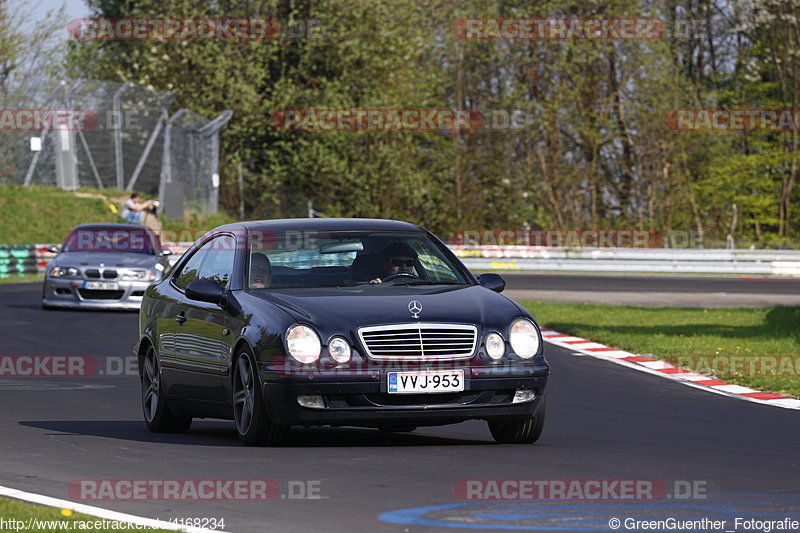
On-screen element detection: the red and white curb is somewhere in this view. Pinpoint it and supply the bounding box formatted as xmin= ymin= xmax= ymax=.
xmin=541 ymin=329 xmax=800 ymax=410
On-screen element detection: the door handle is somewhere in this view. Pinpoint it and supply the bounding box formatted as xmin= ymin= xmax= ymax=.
xmin=176 ymin=312 xmax=186 ymax=325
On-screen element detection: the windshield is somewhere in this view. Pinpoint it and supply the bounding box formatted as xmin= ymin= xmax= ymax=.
xmin=248 ymin=230 xmax=470 ymax=289
xmin=62 ymin=227 xmax=158 ymax=254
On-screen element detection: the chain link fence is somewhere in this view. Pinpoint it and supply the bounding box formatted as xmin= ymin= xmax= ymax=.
xmin=0 ymin=79 xmax=231 ymax=218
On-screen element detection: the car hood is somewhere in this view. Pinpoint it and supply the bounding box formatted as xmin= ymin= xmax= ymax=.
xmin=52 ymin=251 xmax=157 ymax=268
xmin=251 ymin=285 xmax=528 ymax=334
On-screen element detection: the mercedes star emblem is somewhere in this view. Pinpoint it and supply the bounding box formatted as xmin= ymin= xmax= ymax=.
xmin=408 ymin=300 xmax=422 ymax=318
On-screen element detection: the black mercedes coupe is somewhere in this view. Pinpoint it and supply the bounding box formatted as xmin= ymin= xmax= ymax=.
xmin=135 ymin=218 xmax=549 ymax=445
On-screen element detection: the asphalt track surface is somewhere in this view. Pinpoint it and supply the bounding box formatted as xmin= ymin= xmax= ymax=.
xmin=501 ymin=273 xmax=800 ymax=307
xmin=1 ymin=283 xmax=799 ymax=532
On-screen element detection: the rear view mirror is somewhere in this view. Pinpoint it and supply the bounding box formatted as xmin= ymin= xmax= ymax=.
xmin=477 ymin=273 xmax=506 ymax=293
xmin=46 ymin=245 xmax=59 ymax=253
xmin=320 ymin=241 xmax=364 ymax=254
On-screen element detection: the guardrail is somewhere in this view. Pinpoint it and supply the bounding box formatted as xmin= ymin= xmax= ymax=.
xmin=0 ymin=245 xmax=54 ymax=277
xmin=4 ymin=243 xmax=800 ymax=278
xmin=452 ymin=246 xmax=800 ymax=276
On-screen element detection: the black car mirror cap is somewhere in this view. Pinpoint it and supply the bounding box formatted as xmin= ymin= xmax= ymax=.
xmin=185 ymin=279 xmax=225 ymax=304
xmin=477 ymin=273 xmax=506 ymax=293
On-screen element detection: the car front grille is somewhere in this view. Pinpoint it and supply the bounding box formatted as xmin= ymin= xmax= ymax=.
xmin=78 ymin=289 xmax=124 ymax=300
xmin=358 ymin=323 xmax=477 ymax=360
xmin=84 ymin=268 xmax=118 ymax=279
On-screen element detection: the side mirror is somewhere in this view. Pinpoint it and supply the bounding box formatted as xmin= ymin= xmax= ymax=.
xmin=159 ymin=249 xmax=173 ymax=256
xmin=185 ymin=279 xmax=224 ymax=304
xmin=477 ymin=273 xmax=506 ymax=293
xmin=46 ymin=245 xmax=60 ymax=254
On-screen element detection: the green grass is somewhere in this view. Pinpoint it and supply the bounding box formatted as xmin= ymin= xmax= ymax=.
xmin=0 ymin=185 xmax=237 ymax=244
xmin=0 ymin=186 xmax=120 ymax=244
xmin=0 ymin=497 xmax=177 ymax=533
xmin=521 ymin=301 xmax=800 ymax=398
xmin=0 ymin=273 xmax=42 ymax=284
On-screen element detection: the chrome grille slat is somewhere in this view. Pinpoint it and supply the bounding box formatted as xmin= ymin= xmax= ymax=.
xmin=359 ymin=323 xmax=477 ymax=360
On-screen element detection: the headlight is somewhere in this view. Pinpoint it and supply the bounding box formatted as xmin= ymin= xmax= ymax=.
xmin=485 ymin=332 xmax=505 ymax=360
xmin=327 ymin=336 xmax=351 ymax=364
xmin=50 ymin=266 xmax=79 ymax=278
xmin=286 ymin=325 xmax=321 ymax=364
xmin=119 ymin=268 xmax=156 ymax=281
xmin=509 ymin=319 xmax=539 ymax=359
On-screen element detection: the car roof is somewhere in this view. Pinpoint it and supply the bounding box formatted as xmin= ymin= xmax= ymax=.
xmin=215 ymin=218 xmax=425 ymax=234
xmin=70 ymin=222 xmax=154 ymax=232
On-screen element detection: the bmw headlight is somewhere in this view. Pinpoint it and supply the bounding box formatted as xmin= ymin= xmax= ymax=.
xmin=50 ymin=266 xmax=79 ymax=278
xmin=286 ymin=325 xmax=322 ymax=364
xmin=119 ymin=268 xmax=155 ymax=281
xmin=485 ymin=332 xmax=505 ymax=360
xmin=327 ymin=336 xmax=352 ymax=364
xmin=509 ymin=319 xmax=540 ymax=359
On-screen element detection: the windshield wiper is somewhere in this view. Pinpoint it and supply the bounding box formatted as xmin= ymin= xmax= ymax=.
xmin=392 ymin=280 xmax=464 ymax=286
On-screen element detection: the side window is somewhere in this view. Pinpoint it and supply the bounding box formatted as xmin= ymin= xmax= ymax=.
xmin=173 ymin=235 xmax=236 ymax=290
xmin=197 ymin=235 xmax=235 ymax=288
xmin=173 ymin=245 xmax=208 ymax=290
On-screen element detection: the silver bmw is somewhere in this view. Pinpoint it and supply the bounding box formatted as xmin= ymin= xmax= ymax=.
xmin=42 ymin=223 xmax=173 ymax=310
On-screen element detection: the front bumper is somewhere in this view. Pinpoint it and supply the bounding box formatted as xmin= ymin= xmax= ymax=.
xmin=262 ymin=373 xmax=548 ymax=427
xmin=42 ymin=278 xmax=154 ymax=310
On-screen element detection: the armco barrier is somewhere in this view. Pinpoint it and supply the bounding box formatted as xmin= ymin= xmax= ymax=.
xmin=452 ymin=246 xmax=800 ymax=276
xmin=0 ymin=245 xmax=56 ymax=277
xmin=3 ymin=243 xmax=800 ymax=278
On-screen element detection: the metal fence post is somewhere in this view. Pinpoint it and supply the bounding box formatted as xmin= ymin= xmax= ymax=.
xmin=126 ymin=110 xmax=168 ymax=192
xmin=22 ymin=82 xmax=67 ymax=186
xmin=112 ymin=82 xmax=132 ymax=190
xmin=159 ymin=109 xmax=186 ymax=213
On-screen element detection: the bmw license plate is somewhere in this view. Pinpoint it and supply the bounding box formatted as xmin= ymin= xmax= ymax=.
xmin=388 ymin=369 xmax=464 ymax=394
xmin=83 ymin=281 xmax=119 ymax=290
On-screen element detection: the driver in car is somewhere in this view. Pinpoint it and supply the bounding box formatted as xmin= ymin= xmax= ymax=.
xmin=250 ymin=253 xmax=272 ymax=289
xmin=370 ymin=242 xmax=417 ymax=284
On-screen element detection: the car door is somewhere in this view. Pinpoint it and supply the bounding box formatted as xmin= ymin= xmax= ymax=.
xmin=157 ymin=242 xmax=209 ymax=367
xmin=174 ymin=233 xmax=236 ymax=403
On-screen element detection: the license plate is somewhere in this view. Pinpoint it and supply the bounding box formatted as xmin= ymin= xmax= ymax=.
xmin=388 ymin=369 xmax=465 ymax=394
xmin=83 ymin=281 xmax=119 ymax=290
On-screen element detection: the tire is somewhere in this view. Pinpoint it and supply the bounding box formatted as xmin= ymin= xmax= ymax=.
xmin=141 ymin=345 xmax=192 ymax=433
xmin=488 ymin=395 xmax=546 ymax=444
xmin=233 ymin=349 xmax=290 ymax=446
xmin=41 ymin=284 xmax=53 ymax=310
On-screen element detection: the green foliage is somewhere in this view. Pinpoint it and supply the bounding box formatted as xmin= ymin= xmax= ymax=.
xmin=60 ymin=0 xmax=800 ymax=243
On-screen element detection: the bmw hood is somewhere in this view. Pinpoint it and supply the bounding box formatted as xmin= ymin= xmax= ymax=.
xmin=252 ymin=285 xmax=532 ymax=337
xmin=51 ymin=251 xmax=157 ymax=269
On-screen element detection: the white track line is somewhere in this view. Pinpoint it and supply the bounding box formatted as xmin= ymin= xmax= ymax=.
xmin=0 ymin=485 xmax=221 ymax=533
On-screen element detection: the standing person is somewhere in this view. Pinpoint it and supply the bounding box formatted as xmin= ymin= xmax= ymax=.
xmin=120 ymin=193 xmax=153 ymax=225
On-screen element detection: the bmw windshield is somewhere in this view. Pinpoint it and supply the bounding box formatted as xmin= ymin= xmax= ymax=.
xmin=62 ymin=227 xmax=158 ymax=254
xmin=247 ymin=230 xmax=471 ymax=289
